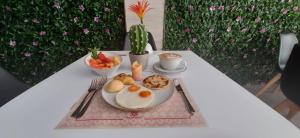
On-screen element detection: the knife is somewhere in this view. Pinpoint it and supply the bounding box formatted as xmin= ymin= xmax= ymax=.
xmin=174 ymin=79 xmax=195 ymax=115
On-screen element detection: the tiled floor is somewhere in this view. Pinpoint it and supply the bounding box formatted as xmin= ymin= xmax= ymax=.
xmin=244 ymin=83 xmax=300 ymax=129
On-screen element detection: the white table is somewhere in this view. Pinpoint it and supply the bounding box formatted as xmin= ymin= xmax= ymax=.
xmin=1 ymin=51 xmax=300 ymax=138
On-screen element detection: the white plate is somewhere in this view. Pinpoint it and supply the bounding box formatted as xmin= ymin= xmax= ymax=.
xmin=153 ymin=60 xmax=187 ymax=74
xmin=101 ymin=73 xmax=174 ymax=111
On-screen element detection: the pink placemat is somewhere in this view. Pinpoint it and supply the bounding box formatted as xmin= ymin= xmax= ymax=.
xmin=56 ymin=79 xmax=207 ymax=128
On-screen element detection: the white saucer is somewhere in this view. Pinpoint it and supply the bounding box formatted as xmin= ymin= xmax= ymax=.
xmin=153 ymin=61 xmax=187 ymax=74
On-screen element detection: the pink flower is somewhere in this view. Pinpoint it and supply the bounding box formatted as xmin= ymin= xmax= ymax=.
xmin=184 ymin=28 xmax=191 ymax=33
xmin=293 ymin=6 xmax=299 ymax=12
xmin=73 ymin=17 xmax=79 ymax=23
xmin=241 ymin=28 xmax=249 ymax=33
xmin=79 ymin=4 xmax=85 ymax=12
xmin=39 ymin=31 xmax=46 ymax=36
xmin=192 ymin=38 xmax=198 ymax=43
xmin=62 ymin=31 xmax=68 ymax=36
xmin=282 ymin=8 xmax=289 ymax=14
xmin=83 ymin=28 xmax=90 ymax=34
xmin=105 ymin=28 xmax=110 ymax=35
xmin=24 ymin=52 xmax=32 ymax=57
xmin=255 ymin=17 xmax=261 ymax=23
xmin=94 ymin=16 xmax=100 ymax=23
xmin=74 ymin=40 xmax=80 ymax=46
xmin=227 ymin=26 xmax=232 ymax=32
xmin=209 ymin=28 xmax=214 ymax=32
xmin=9 ymin=40 xmax=16 ymax=47
xmin=218 ymin=6 xmax=224 ymax=11
xmin=52 ymin=1 xmax=61 ymax=9
xmin=260 ymin=28 xmax=267 ymax=33
xmin=32 ymin=18 xmax=40 ymax=24
xmin=209 ymin=6 xmax=216 ymax=11
xmin=236 ymin=16 xmax=242 ymax=22
xmin=5 ymin=6 xmax=11 ymax=11
xmin=32 ymin=41 xmax=39 ymax=46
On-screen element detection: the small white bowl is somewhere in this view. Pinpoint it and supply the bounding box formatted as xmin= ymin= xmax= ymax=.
xmin=85 ymin=52 xmax=122 ymax=76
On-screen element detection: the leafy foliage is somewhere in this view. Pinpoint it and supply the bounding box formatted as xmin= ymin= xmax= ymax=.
xmin=2 ymin=0 xmax=300 ymax=85
xmin=0 ymin=0 xmax=125 ymax=84
xmin=164 ymin=0 xmax=300 ymax=84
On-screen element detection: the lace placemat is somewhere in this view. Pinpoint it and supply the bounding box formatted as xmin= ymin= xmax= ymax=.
xmin=56 ymin=79 xmax=207 ymax=128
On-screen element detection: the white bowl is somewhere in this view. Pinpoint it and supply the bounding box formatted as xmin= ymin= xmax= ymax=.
xmin=85 ymin=52 xmax=122 ymax=76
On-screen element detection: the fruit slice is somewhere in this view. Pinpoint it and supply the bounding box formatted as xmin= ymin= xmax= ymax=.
xmin=98 ymin=52 xmax=107 ymax=61
xmin=104 ymin=57 xmax=112 ymax=63
xmin=112 ymin=56 xmax=121 ymax=65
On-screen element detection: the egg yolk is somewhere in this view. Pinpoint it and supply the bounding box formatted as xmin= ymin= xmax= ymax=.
xmin=139 ymin=91 xmax=152 ymax=98
xmin=128 ymin=85 xmax=140 ymax=92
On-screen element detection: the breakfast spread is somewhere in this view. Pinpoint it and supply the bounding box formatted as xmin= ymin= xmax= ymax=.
xmin=113 ymin=73 xmax=135 ymax=85
xmin=143 ymin=75 xmax=170 ymax=89
xmin=101 ymin=72 xmax=174 ymax=110
xmin=105 ymin=80 xmax=124 ymax=93
xmin=97 ymin=53 xmax=180 ymax=111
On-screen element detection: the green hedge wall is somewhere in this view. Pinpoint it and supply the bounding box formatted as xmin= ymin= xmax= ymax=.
xmin=164 ymin=0 xmax=300 ymax=84
xmin=0 ymin=0 xmax=125 ymax=84
xmin=2 ymin=0 xmax=300 ymax=85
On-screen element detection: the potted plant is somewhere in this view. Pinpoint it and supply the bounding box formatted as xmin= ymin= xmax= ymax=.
xmin=128 ymin=0 xmax=152 ymax=70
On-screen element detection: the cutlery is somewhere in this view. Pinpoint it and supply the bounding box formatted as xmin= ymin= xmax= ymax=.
xmin=71 ymin=77 xmax=107 ymax=118
xmin=173 ymin=79 xmax=195 ymax=115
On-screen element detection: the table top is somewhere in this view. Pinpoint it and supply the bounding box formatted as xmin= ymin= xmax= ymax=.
xmin=1 ymin=51 xmax=300 ymax=138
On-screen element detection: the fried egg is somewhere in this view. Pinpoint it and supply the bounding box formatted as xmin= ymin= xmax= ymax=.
xmin=116 ymin=85 xmax=154 ymax=109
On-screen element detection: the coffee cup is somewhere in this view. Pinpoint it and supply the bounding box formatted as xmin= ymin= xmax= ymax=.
xmin=159 ymin=53 xmax=183 ymax=70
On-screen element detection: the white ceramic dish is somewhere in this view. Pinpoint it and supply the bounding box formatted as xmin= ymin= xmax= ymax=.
xmin=153 ymin=60 xmax=187 ymax=74
xmin=101 ymin=73 xmax=175 ymax=111
xmin=85 ymin=51 xmax=122 ymax=77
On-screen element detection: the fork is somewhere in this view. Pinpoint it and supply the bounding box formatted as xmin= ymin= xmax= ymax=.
xmin=71 ymin=77 xmax=107 ymax=118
